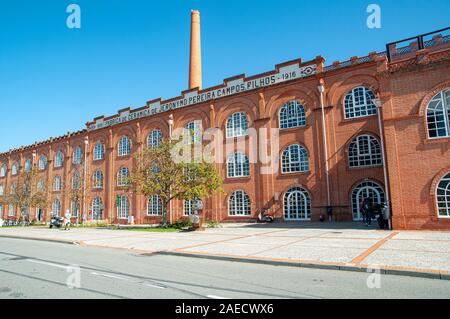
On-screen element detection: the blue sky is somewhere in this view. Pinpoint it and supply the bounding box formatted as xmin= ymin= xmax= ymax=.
xmin=0 ymin=0 xmax=449 ymax=152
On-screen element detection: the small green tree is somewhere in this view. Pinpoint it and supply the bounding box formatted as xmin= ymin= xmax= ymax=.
xmin=130 ymin=138 xmax=222 ymax=226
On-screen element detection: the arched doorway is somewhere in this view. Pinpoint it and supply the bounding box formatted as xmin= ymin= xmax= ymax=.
xmin=351 ymin=181 xmax=385 ymax=221
xmin=284 ymin=187 xmax=311 ymax=221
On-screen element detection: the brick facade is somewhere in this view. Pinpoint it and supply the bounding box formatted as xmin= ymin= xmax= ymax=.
xmin=1 ymin=35 xmax=449 ymax=230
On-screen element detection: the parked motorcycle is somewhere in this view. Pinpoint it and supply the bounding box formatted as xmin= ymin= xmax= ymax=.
xmin=257 ymin=209 xmax=274 ymax=223
xmin=49 ymin=215 xmax=64 ymax=229
xmin=370 ymin=203 xmax=389 ymax=230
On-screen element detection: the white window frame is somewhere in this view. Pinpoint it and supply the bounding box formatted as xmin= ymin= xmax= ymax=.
xmin=226 ymin=112 xmax=249 ymax=138
xmin=117 ymin=167 xmax=130 ymax=187
xmin=55 ymin=151 xmax=64 ymax=168
xmin=118 ymin=136 xmax=131 ymax=156
xmin=147 ymin=130 xmax=163 ymax=149
xmin=117 ymin=195 xmax=129 ymax=220
xmin=228 ymin=190 xmax=251 ymax=216
xmin=348 ymin=135 xmax=382 ymax=168
xmin=436 ymin=173 xmax=450 ymax=219
xmin=38 ymin=156 xmax=47 ymax=171
xmin=11 ymin=162 xmax=19 ymax=176
xmin=72 ymin=171 xmax=81 ymax=190
xmin=93 ymin=170 xmax=104 ymax=189
xmin=92 ymin=197 xmax=104 ymax=220
xmin=0 ymin=164 xmax=6 ymax=177
xmin=185 ymin=121 xmax=202 ymax=144
xmin=183 ymin=198 xmax=202 ymax=216
xmin=227 ymin=152 xmax=250 ymax=178
xmin=53 ymin=176 xmax=62 ymax=192
xmin=351 ymin=180 xmax=386 ymax=221
xmin=426 ymin=89 xmax=450 ymax=139
xmin=73 ymin=147 xmax=82 ymax=165
xmin=52 ymin=199 xmax=61 ymax=217
xmin=283 ymin=187 xmax=311 ymax=221
xmin=25 ymin=159 xmax=32 ymax=172
xmin=281 ymin=144 xmax=309 ymax=174
xmin=8 ymin=204 xmax=15 ymax=217
xmin=279 ymin=101 xmax=306 ymax=129
xmin=93 ymin=143 xmax=105 ymax=161
xmin=344 ymin=87 xmax=377 ymax=119
xmin=147 ymin=195 xmax=163 ymax=216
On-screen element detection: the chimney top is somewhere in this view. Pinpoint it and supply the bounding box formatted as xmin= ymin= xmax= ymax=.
xmin=189 ymin=10 xmax=202 ymax=90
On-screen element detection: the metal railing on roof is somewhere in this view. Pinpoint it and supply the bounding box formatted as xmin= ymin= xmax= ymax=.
xmin=386 ymin=27 xmax=450 ymax=62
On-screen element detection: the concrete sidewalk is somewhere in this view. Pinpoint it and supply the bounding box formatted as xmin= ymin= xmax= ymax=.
xmin=1 ymin=223 xmax=449 ymax=279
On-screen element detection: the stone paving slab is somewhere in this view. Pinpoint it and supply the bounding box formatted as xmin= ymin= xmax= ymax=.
xmin=1 ymin=224 xmax=450 ymax=277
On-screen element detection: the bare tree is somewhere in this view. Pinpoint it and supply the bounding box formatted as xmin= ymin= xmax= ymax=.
xmin=4 ymin=168 xmax=48 ymax=223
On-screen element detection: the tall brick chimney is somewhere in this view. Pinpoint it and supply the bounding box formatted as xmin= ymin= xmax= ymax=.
xmin=189 ymin=10 xmax=202 ymax=90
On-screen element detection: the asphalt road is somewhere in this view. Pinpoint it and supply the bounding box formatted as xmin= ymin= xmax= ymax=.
xmin=0 ymin=238 xmax=449 ymax=299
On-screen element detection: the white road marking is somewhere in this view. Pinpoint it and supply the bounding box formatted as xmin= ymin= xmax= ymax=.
xmin=143 ymin=283 xmax=166 ymax=289
xmin=207 ymin=295 xmax=230 ymax=299
xmin=91 ymin=272 xmax=166 ymax=289
xmin=90 ymin=272 xmax=131 ymax=281
xmin=26 ymin=259 xmax=70 ymax=270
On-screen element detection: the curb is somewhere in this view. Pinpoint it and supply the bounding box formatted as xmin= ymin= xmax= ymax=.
xmin=0 ymin=234 xmax=78 ymax=246
xmin=154 ymin=251 xmax=449 ymax=281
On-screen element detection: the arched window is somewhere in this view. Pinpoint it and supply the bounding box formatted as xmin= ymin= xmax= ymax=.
xmin=0 ymin=164 xmax=6 ymax=177
xmin=117 ymin=195 xmax=129 ymax=219
xmin=73 ymin=146 xmax=82 ymax=165
xmin=52 ymin=199 xmax=61 ymax=217
xmin=53 ymin=176 xmax=62 ymax=191
xmin=437 ymin=173 xmax=450 ymax=218
xmin=71 ymin=201 xmax=80 ymax=218
xmin=92 ymin=197 xmax=104 ymax=220
xmin=280 ymin=101 xmax=306 ymax=129
xmin=227 ymin=153 xmax=250 ymax=178
xmin=147 ymin=130 xmax=163 ymax=149
xmin=37 ymin=179 xmax=45 ymax=192
xmin=118 ymin=136 xmax=131 ymax=156
xmin=226 ymin=112 xmax=248 ymax=138
xmin=117 ymin=167 xmax=130 ymax=187
xmin=55 ymin=151 xmax=64 ymax=168
xmin=72 ymin=171 xmax=81 ymax=190
xmin=185 ymin=121 xmax=202 ymax=144
xmin=426 ymin=88 xmax=450 ymax=139
xmin=38 ymin=156 xmax=47 ymax=171
xmin=9 ymin=205 xmax=15 ymax=217
xmin=348 ymin=135 xmax=382 ymax=168
xmin=10 ymin=182 xmax=17 ymax=194
xmin=11 ymin=162 xmax=19 ymax=176
xmin=351 ymin=180 xmax=386 ymax=221
xmin=147 ymin=195 xmax=163 ymax=216
xmin=93 ymin=170 xmax=104 ymax=189
xmin=344 ymin=87 xmax=377 ymax=119
xmin=284 ymin=187 xmax=311 ymax=221
xmin=281 ymin=144 xmax=309 ymax=174
xmin=0 ymin=184 xmax=4 ymax=196
xmin=228 ymin=190 xmax=251 ymax=216
xmin=93 ymin=143 xmax=105 ymax=161
xmin=184 ymin=198 xmax=203 ymax=216
xmin=24 ymin=159 xmax=32 ymax=172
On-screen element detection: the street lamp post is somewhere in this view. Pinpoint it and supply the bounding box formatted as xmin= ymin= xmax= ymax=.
xmin=318 ymin=82 xmax=331 ymax=212
xmin=373 ymin=98 xmax=392 ymax=230
xmin=167 ymin=114 xmax=174 ymax=225
xmin=83 ymin=136 xmax=89 ymax=224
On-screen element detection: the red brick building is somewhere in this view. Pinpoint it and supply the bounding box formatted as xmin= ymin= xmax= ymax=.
xmin=0 ymin=15 xmax=449 ymax=230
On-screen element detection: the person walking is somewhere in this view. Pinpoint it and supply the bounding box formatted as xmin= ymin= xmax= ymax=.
xmin=361 ymin=197 xmax=373 ymax=226
xmin=64 ymin=210 xmax=72 ymax=231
